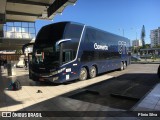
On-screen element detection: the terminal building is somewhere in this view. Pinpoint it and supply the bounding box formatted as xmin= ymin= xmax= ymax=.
xmin=132 ymin=39 xmax=142 ymax=47
xmin=0 ymin=0 xmax=77 ymax=62
xmin=150 ymin=27 xmax=160 ymax=48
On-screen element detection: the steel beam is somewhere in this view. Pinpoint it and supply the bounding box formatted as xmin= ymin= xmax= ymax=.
xmin=0 ymin=13 xmax=5 ymax=24
xmin=6 ymin=11 xmax=41 ymax=17
xmin=6 ymin=19 xmax=35 ymax=22
xmin=47 ymin=0 xmax=77 ymax=17
xmin=7 ymin=0 xmax=50 ymax=6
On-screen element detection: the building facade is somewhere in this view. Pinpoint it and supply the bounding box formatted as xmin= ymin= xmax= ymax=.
xmin=132 ymin=39 xmax=142 ymax=47
xmin=150 ymin=27 xmax=160 ymax=47
xmin=3 ymin=22 xmax=36 ymax=39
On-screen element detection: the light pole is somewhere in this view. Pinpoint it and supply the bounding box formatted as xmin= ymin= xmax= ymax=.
xmin=131 ymin=27 xmax=140 ymax=57
xmin=131 ymin=27 xmax=140 ymax=40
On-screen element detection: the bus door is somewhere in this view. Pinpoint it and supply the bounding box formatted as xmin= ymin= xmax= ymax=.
xmin=62 ymin=49 xmax=77 ymax=80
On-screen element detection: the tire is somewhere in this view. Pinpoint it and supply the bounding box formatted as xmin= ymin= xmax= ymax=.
xmin=120 ymin=62 xmax=124 ymax=71
xmin=89 ymin=66 xmax=97 ymax=78
xmin=79 ymin=67 xmax=88 ymax=81
xmin=123 ymin=62 xmax=127 ymax=69
xmin=157 ymin=65 xmax=160 ymax=78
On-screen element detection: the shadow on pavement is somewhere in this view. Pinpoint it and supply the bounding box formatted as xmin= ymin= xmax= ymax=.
xmin=0 ymin=66 xmax=159 ymax=117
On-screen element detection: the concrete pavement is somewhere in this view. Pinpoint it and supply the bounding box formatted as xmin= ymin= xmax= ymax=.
xmin=0 ymin=64 xmax=160 ymax=120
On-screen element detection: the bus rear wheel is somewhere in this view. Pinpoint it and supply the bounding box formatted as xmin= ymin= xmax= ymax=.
xmin=90 ymin=66 xmax=97 ymax=78
xmin=79 ymin=67 xmax=88 ymax=81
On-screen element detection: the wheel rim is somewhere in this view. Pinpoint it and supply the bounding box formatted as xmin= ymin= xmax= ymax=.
xmin=90 ymin=66 xmax=96 ymax=78
xmin=124 ymin=62 xmax=126 ymax=69
xmin=121 ymin=62 xmax=124 ymax=70
xmin=80 ymin=68 xmax=87 ymax=80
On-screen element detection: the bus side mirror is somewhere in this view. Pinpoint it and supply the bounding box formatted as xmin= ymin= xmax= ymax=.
xmin=55 ymin=42 xmax=60 ymax=52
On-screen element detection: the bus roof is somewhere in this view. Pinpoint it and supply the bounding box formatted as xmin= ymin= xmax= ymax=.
xmin=41 ymin=21 xmax=129 ymax=41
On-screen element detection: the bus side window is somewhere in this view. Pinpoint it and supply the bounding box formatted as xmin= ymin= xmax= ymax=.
xmin=84 ymin=29 xmax=89 ymax=43
xmin=84 ymin=27 xmax=96 ymax=43
xmin=62 ymin=50 xmax=72 ymax=63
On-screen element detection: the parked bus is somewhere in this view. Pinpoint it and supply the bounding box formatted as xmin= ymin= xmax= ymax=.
xmin=29 ymin=21 xmax=131 ymax=83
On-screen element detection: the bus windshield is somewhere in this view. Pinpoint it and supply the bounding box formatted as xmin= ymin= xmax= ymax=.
xmin=32 ymin=22 xmax=67 ymax=66
xmin=33 ymin=46 xmax=60 ymax=65
xmin=32 ymin=22 xmax=83 ymax=66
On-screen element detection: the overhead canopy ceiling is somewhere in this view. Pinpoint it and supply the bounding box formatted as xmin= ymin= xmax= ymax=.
xmin=0 ymin=0 xmax=77 ymax=22
xmin=0 ymin=38 xmax=32 ymax=50
xmin=0 ymin=0 xmax=77 ymax=51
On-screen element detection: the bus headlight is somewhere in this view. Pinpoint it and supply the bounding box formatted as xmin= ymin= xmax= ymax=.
xmin=51 ymin=71 xmax=58 ymax=75
xmin=51 ymin=68 xmax=66 ymax=75
xmin=52 ymin=77 xmax=58 ymax=81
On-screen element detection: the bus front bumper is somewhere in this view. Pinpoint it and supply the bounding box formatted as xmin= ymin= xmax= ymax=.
xmin=29 ymin=70 xmax=62 ymax=83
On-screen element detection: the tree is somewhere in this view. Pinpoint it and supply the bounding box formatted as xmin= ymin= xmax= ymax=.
xmin=144 ymin=44 xmax=150 ymax=48
xmin=132 ymin=46 xmax=141 ymax=54
xmin=141 ymin=25 xmax=146 ymax=48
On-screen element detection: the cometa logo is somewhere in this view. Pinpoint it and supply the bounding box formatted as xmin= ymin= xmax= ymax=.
xmin=94 ymin=43 xmax=108 ymax=50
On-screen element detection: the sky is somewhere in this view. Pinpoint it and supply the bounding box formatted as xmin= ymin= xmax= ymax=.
xmin=35 ymin=0 xmax=160 ymax=44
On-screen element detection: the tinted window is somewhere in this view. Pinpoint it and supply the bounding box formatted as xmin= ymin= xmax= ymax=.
xmin=84 ymin=28 xmax=96 ymax=43
xmin=81 ymin=50 xmax=120 ymax=62
xmin=64 ymin=24 xmax=83 ymax=39
xmin=62 ymin=50 xmax=73 ymax=63
xmin=61 ymin=41 xmax=78 ymax=63
xmin=96 ymin=30 xmax=107 ymax=44
xmin=35 ymin=22 xmax=67 ymax=47
xmin=82 ymin=28 xmax=121 ymax=62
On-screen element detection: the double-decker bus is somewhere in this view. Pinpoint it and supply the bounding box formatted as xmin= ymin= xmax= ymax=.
xmin=29 ymin=21 xmax=130 ymax=83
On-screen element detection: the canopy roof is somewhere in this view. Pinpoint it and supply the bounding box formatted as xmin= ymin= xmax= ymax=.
xmin=0 ymin=0 xmax=77 ymax=23
xmin=0 ymin=0 xmax=77 ymax=50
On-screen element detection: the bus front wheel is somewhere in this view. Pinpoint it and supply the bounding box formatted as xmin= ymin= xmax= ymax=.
xmin=120 ymin=62 xmax=124 ymax=71
xmin=79 ymin=67 xmax=88 ymax=81
xmin=89 ymin=66 xmax=97 ymax=78
xmin=123 ymin=62 xmax=127 ymax=69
